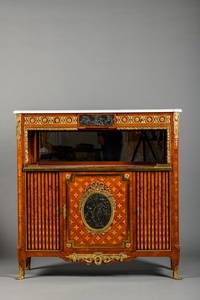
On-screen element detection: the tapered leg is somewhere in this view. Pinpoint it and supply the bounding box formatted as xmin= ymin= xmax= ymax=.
xmin=171 ymin=257 xmax=182 ymax=280
xmin=16 ymin=249 xmax=26 ymax=280
xmin=26 ymin=257 xmax=31 ymax=270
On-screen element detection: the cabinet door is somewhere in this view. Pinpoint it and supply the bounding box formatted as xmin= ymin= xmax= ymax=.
xmin=65 ymin=172 xmax=133 ymax=250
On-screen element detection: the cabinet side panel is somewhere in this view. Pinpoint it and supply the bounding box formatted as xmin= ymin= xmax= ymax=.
xmin=26 ymin=171 xmax=61 ymax=250
xmin=136 ymin=171 xmax=170 ymax=250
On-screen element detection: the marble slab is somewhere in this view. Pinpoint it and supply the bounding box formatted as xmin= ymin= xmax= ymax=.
xmin=13 ymin=109 xmax=182 ymax=114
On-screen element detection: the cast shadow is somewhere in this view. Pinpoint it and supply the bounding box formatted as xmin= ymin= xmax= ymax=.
xmin=30 ymin=258 xmax=172 ymax=279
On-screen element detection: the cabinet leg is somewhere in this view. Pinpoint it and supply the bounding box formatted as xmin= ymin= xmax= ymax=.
xmin=16 ymin=249 xmax=26 ymax=280
xmin=26 ymin=257 xmax=31 ymax=270
xmin=16 ymin=265 xmax=25 ymax=280
xmin=173 ymin=265 xmax=182 ymax=280
xmin=171 ymin=257 xmax=182 ymax=280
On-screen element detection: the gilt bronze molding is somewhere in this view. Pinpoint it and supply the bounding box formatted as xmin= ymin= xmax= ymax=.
xmin=65 ymin=252 xmax=129 ymax=265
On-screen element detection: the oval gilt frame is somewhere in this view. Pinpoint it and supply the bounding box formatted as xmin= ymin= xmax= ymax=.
xmin=79 ymin=181 xmax=116 ymax=235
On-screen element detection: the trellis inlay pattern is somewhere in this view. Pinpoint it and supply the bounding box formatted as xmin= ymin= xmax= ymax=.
xmin=66 ymin=174 xmax=130 ymax=248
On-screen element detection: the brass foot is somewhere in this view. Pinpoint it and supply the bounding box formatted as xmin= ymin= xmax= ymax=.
xmin=173 ymin=266 xmax=182 ymax=280
xmin=16 ymin=266 xmax=25 ymax=280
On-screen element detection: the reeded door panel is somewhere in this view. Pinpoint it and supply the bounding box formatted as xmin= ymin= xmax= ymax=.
xmin=26 ymin=171 xmax=61 ymax=251
xmin=135 ymin=171 xmax=170 ymax=250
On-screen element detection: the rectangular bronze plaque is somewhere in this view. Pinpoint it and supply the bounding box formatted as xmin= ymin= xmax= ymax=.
xmin=79 ymin=114 xmax=114 ymax=127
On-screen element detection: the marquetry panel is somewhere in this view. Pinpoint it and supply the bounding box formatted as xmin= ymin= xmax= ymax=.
xmin=116 ymin=113 xmax=171 ymax=127
xmin=136 ymin=171 xmax=170 ymax=250
xmin=24 ymin=114 xmax=78 ymax=128
xmin=66 ymin=173 xmax=131 ymax=248
xmin=26 ymin=172 xmax=60 ymax=250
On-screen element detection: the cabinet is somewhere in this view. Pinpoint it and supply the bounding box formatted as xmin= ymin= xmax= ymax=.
xmin=14 ymin=110 xmax=182 ymax=279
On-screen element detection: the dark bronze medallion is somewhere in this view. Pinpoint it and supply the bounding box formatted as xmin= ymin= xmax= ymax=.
xmin=80 ymin=114 xmax=114 ymax=127
xmin=84 ymin=193 xmax=112 ymax=229
xmin=79 ymin=181 xmax=116 ymax=234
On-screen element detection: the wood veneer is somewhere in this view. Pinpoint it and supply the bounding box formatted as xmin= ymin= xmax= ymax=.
xmin=15 ymin=111 xmax=181 ymax=280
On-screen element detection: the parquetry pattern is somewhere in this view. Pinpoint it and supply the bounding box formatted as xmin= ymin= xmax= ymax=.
xmin=67 ymin=174 xmax=129 ymax=248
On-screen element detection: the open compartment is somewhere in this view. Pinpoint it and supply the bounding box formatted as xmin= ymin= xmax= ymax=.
xmin=27 ymin=129 xmax=168 ymax=165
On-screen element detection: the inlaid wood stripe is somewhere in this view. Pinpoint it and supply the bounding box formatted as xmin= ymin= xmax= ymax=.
xmin=52 ymin=173 xmax=56 ymax=250
xmin=38 ymin=172 xmax=41 ymax=249
xmin=136 ymin=171 xmax=170 ymax=250
xmin=30 ymin=173 xmax=35 ymax=250
xmin=147 ymin=172 xmax=151 ymax=249
xmin=165 ymin=172 xmax=169 ymax=249
xmin=34 ymin=172 xmax=38 ymax=249
xmin=152 ymin=172 xmax=155 ymax=249
xmin=49 ymin=173 xmax=52 ymax=250
xmin=140 ymin=172 xmax=144 ymax=250
xmin=45 ymin=172 xmax=49 ymax=249
xmin=41 ymin=172 xmax=45 ymax=249
xmin=27 ymin=173 xmax=31 ymax=250
xmin=159 ymin=172 xmax=162 ymax=250
xmin=26 ymin=172 xmax=60 ymax=250
xmin=136 ymin=172 xmax=140 ymax=249
xmin=155 ymin=172 xmax=158 ymax=249
xmin=56 ymin=173 xmax=60 ymax=249
xmin=162 ymin=172 xmax=166 ymax=249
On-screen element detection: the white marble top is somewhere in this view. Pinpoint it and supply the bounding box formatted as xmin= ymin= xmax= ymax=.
xmin=13 ymin=109 xmax=182 ymax=114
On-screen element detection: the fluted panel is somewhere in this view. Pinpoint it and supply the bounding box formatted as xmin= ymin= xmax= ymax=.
xmin=136 ymin=171 xmax=170 ymax=250
xmin=26 ymin=172 xmax=60 ymax=250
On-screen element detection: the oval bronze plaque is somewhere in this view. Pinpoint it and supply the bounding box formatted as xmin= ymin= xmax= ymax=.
xmin=84 ymin=193 xmax=112 ymax=229
xmin=79 ymin=181 xmax=116 ymax=234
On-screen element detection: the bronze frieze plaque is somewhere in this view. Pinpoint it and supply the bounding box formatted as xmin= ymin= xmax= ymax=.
xmin=79 ymin=114 xmax=114 ymax=127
